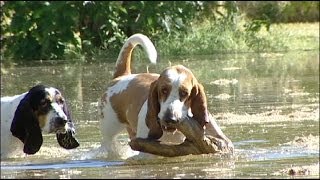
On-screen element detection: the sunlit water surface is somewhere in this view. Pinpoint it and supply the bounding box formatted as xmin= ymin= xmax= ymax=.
xmin=1 ymin=51 xmax=319 ymax=178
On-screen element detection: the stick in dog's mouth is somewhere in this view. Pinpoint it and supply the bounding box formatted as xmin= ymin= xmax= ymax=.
xmin=161 ymin=125 xmax=177 ymax=132
xmin=56 ymin=122 xmax=79 ymax=149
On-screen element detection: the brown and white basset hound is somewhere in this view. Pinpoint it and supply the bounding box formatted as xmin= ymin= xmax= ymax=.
xmin=98 ymin=33 xmax=233 ymax=158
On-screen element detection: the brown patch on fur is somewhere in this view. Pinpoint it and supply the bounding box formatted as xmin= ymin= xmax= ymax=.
xmin=47 ymin=94 xmax=53 ymax=102
xmin=190 ymin=83 xmax=209 ymax=128
xmin=146 ymin=80 xmax=163 ymax=139
xmin=113 ymin=43 xmax=134 ymax=78
xmin=154 ymin=77 xmax=171 ymax=103
xmin=54 ymin=93 xmax=64 ymax=104
xmin=35 ymin=94 xmax=52 ymax=129
xmin=37 ymin=114 xmax=48 ymax=129
xmin=109 ymin=73 xmax=159 ymax=139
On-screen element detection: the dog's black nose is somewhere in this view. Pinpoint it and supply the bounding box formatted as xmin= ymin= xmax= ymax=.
xmin=56 ymin=117 xmax=67 ymax=125
xmin=163 ymin=109 xmax=180 ymax=124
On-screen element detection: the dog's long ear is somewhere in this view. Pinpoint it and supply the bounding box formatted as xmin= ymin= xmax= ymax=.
xmin=146 ymin=80 xmax=163 ymax=139
xmin=10 ymin=96 xmax=43 ymax=155
xmin=190 ymin=83 xmax=209 ymax=128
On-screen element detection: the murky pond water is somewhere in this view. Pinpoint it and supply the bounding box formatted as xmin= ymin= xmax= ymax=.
xmin=1 ymin=51 xmax=319 ymax=178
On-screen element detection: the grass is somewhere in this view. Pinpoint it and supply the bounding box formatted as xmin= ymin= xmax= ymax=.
xmin=1 ymin=19 xmax=319 ymax=66
xmin=154 ymin=20 xmax=319 ymax=58
xmin=269 ymin=23 xmax=319 ymax=51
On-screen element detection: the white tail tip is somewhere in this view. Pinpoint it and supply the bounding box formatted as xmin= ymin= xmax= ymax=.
xmin=127 ymin=33 xmax=157 ymax=64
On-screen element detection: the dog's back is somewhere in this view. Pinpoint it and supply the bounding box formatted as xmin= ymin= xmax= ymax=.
xmin=1 ymin=93 xmax=26 ymax=122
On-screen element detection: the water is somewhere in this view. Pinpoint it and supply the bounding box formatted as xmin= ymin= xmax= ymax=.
xmin=1 ymin=51 xmax=319 ymax=178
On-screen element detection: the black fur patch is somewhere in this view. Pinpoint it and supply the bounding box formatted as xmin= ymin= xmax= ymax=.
xmin=10 ymin=85 xmax=48 ymax=154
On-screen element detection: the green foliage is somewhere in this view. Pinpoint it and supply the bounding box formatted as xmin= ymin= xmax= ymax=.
xmin=243 ymin=19 xmax=274 ymax=52
xmin=1 ymin=2 xmax=81 ymax=62
xmin=77 ymin=1 xmax=206 ymax=60
xmin=244 ymin=20 xmax=271 ymax=33
xmin=1 ymin=1 xmax=208 ymax=62
xmin=238 ymin=1 xmax=319 ymax=23
xmin=1 ymin=1 xmax=319 ymax=63
xmin=76 ymin=1 xmax=126 ymax=59
xmin=281 ymin=1 xmax=320 ymax=23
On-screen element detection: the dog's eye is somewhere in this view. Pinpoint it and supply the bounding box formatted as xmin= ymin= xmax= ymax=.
xmin=180 ymin=90 xmax=188 ymax=99
xmin=39 ymin=99 xmax=52 ymax=112
xmin=40 ymin=99 xmax=48 ymax=107
xmin=57 ymin=98 xmax=65 ymax=104
xmin=161 ymin=87 xmax=168 ymax=95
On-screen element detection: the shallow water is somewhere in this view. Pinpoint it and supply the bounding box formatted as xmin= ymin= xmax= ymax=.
xmin=1 ymin=51 xmax=319 ymax=178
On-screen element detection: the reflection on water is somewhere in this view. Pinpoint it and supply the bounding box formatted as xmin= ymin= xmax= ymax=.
xmin=1 ymin=51 xmax=319 ymax=178
xmin=1 ymin=160 xmax=124 ymax=170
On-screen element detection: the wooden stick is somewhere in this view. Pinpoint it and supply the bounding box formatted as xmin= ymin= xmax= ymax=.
xmin=129 ymin=138 xmax=201 ymax=157
xmin=129 ymin=116 xmax=224 ymax=157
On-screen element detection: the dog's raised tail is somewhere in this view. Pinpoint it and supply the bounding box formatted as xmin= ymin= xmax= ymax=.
xmin=113 ymin=33 xmax=157 ymax=78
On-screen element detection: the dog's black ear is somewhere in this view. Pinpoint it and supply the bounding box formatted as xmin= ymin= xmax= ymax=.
xmin=23 ymin=118 xmax=43 ymax=154
xmin=10 ymin=96 xmax=43 ymax=155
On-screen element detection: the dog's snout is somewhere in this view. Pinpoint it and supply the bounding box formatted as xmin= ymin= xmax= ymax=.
xmin=56 ymin=117 xmax=67 ymax=125
xmin=164 ymin=119 xmax=178 ymax=124
xmin=163 ymin=110 xmax=179 ymax=124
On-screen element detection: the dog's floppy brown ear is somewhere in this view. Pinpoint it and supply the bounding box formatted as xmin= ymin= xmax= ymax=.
xmin=10 ymin=96 xmax=43 ymax=155
xmin=146 ymin=80 xmax=163 ymax=139
xmin=190 ymin=83 xmax=209 ymax=128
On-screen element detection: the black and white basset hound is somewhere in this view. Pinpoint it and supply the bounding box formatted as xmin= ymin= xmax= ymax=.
xmin=1 ymin=84 xmax=79 ymax=159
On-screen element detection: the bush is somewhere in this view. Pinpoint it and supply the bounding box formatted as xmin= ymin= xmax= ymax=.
xmin=1 ymin=1 xmax=209 ymax=62
xmin=1 ymin=1 xmax=318 ymax=63
xmin=238 ymin=1 xmax=319 ymax=23
xmin=281 ymin=1 xmax=320 ymax=23
xmin=1 ymin=1 xmax=244 ymax=62
xmin=1 ymin=2 xmax=82 ymax=62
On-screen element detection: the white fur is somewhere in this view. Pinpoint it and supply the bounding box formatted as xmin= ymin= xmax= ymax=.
xmin=100 ymin=77 xmax=136 ymax=158
xmin=1 ymin=93 xmax=27 ymax=158
xmin=108 ymin=74 xmax=138 ymax=97
xmin=136 ymin=100 xmax=150 ymax=139
xmin=166 ymin=69 xmax=187 ymax=83
xmin=45 ymin=87 xmax=58 ymax=98
xmin=100 ymin=99 xmax=126 ymax=155
xmin=158 ymin=69 xmax=190 ymax=122
xmin=43 ymin=102 xmax=68 ymax=133
xmin=116 ymin=33 xmax=157 ymax=66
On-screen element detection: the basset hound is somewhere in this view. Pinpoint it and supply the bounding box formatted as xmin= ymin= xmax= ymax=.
xmin=1 ymin=85 xmax=79 ymax=159
xmin=99 ymin=34 xmax=233 ymax=158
